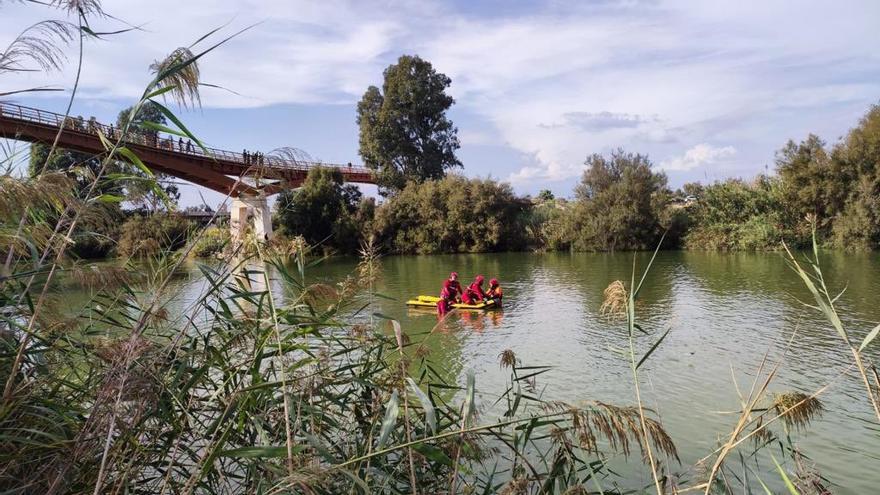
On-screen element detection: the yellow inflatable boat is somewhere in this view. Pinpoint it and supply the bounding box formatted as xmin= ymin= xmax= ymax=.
xmin=406 ymin=295 xmax=497 ymax=310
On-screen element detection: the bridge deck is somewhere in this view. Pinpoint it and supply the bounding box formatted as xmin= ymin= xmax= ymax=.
xmin=0 ymin=101 xmax=374 ymax=196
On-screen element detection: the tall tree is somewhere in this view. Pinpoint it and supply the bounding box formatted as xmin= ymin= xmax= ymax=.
xmin=357 ymin=55 xmax=461 ymax=193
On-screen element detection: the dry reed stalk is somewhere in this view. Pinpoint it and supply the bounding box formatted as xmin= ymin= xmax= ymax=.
xmin=390 ymin=320 xmax=419 ymax=494
xmin=702 ymin=348 xmax=780 ymax=495
xmin=600 ymin=280 xmax=627 ymax=319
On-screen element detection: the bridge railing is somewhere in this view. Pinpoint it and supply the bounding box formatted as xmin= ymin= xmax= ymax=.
xmin=0 ymin=101 xmax=373 ymax=176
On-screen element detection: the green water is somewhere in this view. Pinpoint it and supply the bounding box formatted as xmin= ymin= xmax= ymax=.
xmin=67 ymin=250 xmax=880 ymax=492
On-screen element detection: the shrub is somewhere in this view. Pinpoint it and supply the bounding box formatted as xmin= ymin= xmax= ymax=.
xmin=68 ymin=203 xmax=124 ymax=259
xmin=683 ymin=177 xmax=804 ymax=251
xmin=116 ymin=213 xmax=193 ymax=257
xmin=543 ymin=150 xmax=671 ymax=252
xmin=275 ymin=166 xmax=363 ymax=254
xmin=372 ymin=175 xmax=529 ymax=254
xmin=190 ymin=226 xmax=229 ymax=258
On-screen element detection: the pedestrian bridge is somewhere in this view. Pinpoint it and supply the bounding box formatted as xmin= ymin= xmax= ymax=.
xmin=0 ymin=101 xmax=376 ymax=241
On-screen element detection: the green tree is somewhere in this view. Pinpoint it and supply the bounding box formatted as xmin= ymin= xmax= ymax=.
xmin=537 ymin=189 xmax=555 ymax=202
xmin=117 ymin=102 xmax=180 ymax=212
xmin=829 ymin=103 xmax=880 ymax=249
xmin=372 ymin=175 xmax=528 ymax=254
xmin=682 ymin=176 xmax=805 ymax=251
xmin=681 ymin=182 xmax=704 ymax=198
xmin=775 ymin=135 xmax=841 ymax=235
xmin=28 ymin=138 xmax=125 ymax=258
xmin=275 ymin=166 xmax=362 ymax=253
xmin=565 ymin=149 xmax=670 ymax=251
xmin=357 ymin=55 xmax=461 ymax=193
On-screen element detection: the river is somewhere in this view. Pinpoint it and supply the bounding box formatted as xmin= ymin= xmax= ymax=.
xmin=66 ymin=250 xmax=880 ymax=492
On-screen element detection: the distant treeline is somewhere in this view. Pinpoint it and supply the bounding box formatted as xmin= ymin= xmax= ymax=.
xmin=276 ymin=103 xmax=880 ymax=254
xmin=29 ymin=102 xmax=880 ymax=259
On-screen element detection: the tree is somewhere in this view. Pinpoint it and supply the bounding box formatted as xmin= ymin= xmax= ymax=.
xmin=829 ymin=103 xmax=880 ymax=249
xmin=275 ymin=167 xmax=362 ymax=253
xmin=682 ymin=176 xmax=802 ymax=251
xmin=372 ymin=175 xmax=528 ymax=254
xmin=775 ymin=135 xmax=841 ymax=232
xmin=117 ymin=102 xmax=180 ymax=212
xmin=681 ymin=182 xmax=704 ymax=198
xmin=357 ymin=55 xmax=461 ymax=193
xmin=29 ymin=137 xmax=125 ymax=258
xmin=568 ymin=149 xmax=670 ymax=251
xmin=537 ymin=189 xmax=555 ymax=202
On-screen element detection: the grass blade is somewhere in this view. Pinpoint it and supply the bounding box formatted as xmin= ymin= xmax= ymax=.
xmin=377 ymin=390 xmax=399 ymax=449
xmin=859 ymin=323 xmax=880 ymax=352
xmin=406 ymin=377 xmax=437 ymax=434
xmin=636 ymin=327 xmax=671 ymax=369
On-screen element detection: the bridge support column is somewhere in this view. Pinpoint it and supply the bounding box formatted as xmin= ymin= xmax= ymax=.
xmin=230 ymin=194 xmax=273 ymax=244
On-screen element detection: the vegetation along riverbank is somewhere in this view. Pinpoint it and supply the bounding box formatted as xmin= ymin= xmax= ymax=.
xmin=21 ymin=50 xmax=880 ymax=258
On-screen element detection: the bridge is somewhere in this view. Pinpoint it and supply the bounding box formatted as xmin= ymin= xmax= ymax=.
xmin=0 ymin=101 xmax=376 ymax=242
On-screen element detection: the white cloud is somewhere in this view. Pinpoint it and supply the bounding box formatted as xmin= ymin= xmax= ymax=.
xmin=659 ymin=144 xmax=736 ymax=172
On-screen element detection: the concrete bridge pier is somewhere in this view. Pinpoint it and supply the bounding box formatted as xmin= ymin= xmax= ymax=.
xmin=230 ymin=194 xmax=273 ymax=244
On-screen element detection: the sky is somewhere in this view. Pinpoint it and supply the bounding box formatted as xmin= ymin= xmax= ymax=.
xmin=2 ymin=0 xmax=879 ymax=207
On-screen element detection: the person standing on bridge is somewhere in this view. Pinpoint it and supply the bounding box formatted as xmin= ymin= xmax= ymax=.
xmin=243 ymin=149 xmax=249 ymax=164
xmin=178 ymin=138 xmax=184 ymax=152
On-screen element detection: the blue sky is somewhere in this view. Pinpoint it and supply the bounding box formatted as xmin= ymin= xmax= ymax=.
xmin=2 ymin=0 xmax=879 ymax=207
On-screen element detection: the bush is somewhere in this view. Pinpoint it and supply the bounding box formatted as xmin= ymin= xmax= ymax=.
xmin=116 ymin=213 xmax=193 ymax=257
xmin=372 ymin=175 xmax=529 ymax=254
xmin=191 ymin=226 xmax=229 ymax=258
xmin=543 ymin=150 xmax=671 ymax=251
xmin=69 ymin=203 xmax=124 ymax=259
xmin=683 ymin=177 xmax=804 ymax=251
xmin=275 ymin=166 xmax=363 ymax=254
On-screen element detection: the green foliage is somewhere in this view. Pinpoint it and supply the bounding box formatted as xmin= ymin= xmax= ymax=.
xmin=547 ymin=150 xmax=670 ymax=251
xmin=537 ymin=189 xmax=555 ymax=202
xmin=28 ymin=142 xmax=126 ymax=258
xmin=521 ymin=199 xmax=569 ymax=251
xmin=828 ymin=104 xmax=880 ymax=250
xmin=116 ymin=213 xmax=193 ymax=257
xmin=29 ymin=141 xmax=123 ymax=197
xmin=116 ymin=101 xmax=167 ymax=131
xmin=190 ymin=225 xmax=229 ymax=258
xmin=683 ymin=177 xmax=802 ymax=250
xmin=117 ymin=102 xmax=180 ymax=211
xmin=275 ymin=166 xmax=363 ymax=253
xmin=776 ymin=134 xmax=841 ymax=231
xmin=69 ymin=202 xmax=124 ymax=258
xmin=683 ymin=103 xmax=880 ymax=251
xmin=372 ymin=175 xmax=528 ymax=254
xmin=357 ymin=55 xmax=461 ymax=193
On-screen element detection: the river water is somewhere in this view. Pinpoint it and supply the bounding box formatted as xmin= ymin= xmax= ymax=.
xmin=69 ymin=250 xmax=880 ymax=492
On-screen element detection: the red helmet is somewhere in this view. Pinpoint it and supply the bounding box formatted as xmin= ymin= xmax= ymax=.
xmin=475 ymin=275 xmax=484 ymax=284
xmin=489 ymin=278 xmax=498 ymax=286
xmin=450 ymin=272 xmax=458 ymax=279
